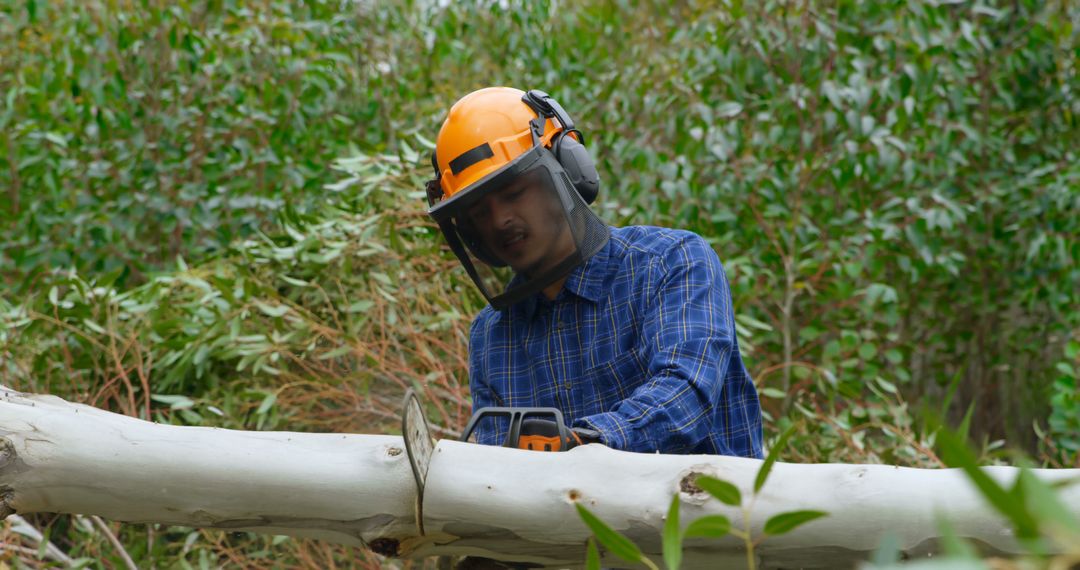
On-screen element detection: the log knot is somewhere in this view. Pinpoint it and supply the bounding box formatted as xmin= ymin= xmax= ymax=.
xmin=369 ymin=537 xmax=399 ymax=557
xmin=677 ymin=466 xmax=728 ymax=506
xmin=0 ymin=485 xmax=15 ymax=519
xmin=0 ymin=438 xmax=14 ymax=470
xmin=679 ymin=474 xmax=703 ymax=495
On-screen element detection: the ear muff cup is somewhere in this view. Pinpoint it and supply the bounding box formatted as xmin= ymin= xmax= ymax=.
xmin=553 ymin=131 xmax=600 ymax=205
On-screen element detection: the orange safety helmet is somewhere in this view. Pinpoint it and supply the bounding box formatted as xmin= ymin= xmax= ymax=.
xmin=433 ymin=87 xmax=559 ymax=201
xmin=424 ymin=87 xmax=607 ymax=310
xmin=426 ymin=87 xmax=599 ymax=207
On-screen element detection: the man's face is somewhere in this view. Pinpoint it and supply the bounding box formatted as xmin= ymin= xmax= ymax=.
xmin=463 ymin=171 xmax=575 ymax=276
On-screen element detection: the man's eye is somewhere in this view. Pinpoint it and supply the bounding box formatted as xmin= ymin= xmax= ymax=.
xmin=469 ymin=205 xmax=490 ymax=220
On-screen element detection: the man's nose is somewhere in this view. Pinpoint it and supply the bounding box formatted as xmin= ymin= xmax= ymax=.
xmin=486 ymin=195 xmax=515 ymax=227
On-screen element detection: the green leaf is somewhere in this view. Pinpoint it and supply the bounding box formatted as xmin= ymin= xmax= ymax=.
xmin=347 ymin=300 xmax=374 ymax=313
xmin=370 ymin=272 xmax=394 ymax=287
xmin=38 ymin=525 xmax=50 ymax=559
xmin=256 ymin=393 xmax=277 ymax=415
xmin=870 ymin=532 xmax=901 ymax=565
xmin=82 ymin=319 xmax=107 ymax=335
xmin=1015 ymin=469 xmax=1080 ymax=537
xmin=316 ymin=345 xmax=354 ymax=360
xmin=585 ymin=537 xmax=601 ymax=570
xmin=763 ymin=510 xmax=827 ymax=535
xmin=935 ymin=514 xmax=980 ymax=559
xmin=683 ymin=515 xmax=731 ymax=538
xmin=755 ymin=424 xmax=797 ymax=494
xmin=936 ymin=429 xmax=1039 ymax=538
xmin=575 ymin=503 xmax=643 ymax=563
xmin=759 ymin=387 xmax=786 ymax=399
xmin=957 ymin=402 xmax=975 ymax=443
xmin=696 ymin=476 xmax=742 ymax=506
xmin=255 ymin=301 xmax=290 ymax=317
xmin=279 ymin=275 xmax=309 ymax=287
xmin=662 ymin=495 xmax=682 ymax=570
xmin=43 ymin=132 xmax=68 ymax=148
xmin=875 ymin=377 xmax=898 ymax=394
xmin=716 ymin=102 xmax=743 ymax=117
xmin=151 ymin=394 xmax=195 ymax=410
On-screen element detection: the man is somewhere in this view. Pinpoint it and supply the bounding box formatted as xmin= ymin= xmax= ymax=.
xmin=425 ymin=87 xmax=762 ymax=458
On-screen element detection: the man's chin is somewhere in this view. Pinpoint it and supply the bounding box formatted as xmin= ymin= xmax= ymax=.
xmin=515 ymin=258 xmax=568 ymax=279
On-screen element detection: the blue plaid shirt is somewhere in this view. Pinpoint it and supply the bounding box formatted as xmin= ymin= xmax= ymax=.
xmin=468 ymin=225 xmax=763 ymax=457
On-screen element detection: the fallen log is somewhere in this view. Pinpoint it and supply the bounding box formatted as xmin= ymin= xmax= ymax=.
xmin=2 ymin=386 xmax=1078 ymax=568
xmin=0 ymin=386 xmax=415 ymax=551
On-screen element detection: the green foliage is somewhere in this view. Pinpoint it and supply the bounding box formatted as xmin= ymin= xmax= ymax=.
xmin=1 ymin=0 xmax=404 ymax=289
xmin=937 ymin=428 xmax=1041 ymax=541
xmin=575 ymin=503 xmax=657 ymax=569
xmin=762 ymin=510 xmax=829 ymax=537
xmin=0 ymin=149 xmax=474 ymax=430
xmin=863 ymin=428 xmax=1080 ymax=568
xmin=936 ymin=427 xmax=1080 ymax=553
xmin=578 ymin=425 xmax=826 ymax=569
xmin=1047 ymin=338 xmax=1080 ymax=461
xmin=683 ymin=515 xmax=732 ymax=539
xmin=755 ymin=424 xmax=796 ymax=493
xmin=585 ymin=537 xmax=602 ymax=570
xmin=696 ymin=476 xmax=741 ymax=507
xmin=579 ymin=423 xmax=1078 ymax=568
xmin=3 ymin=0 xmax=1075 ymax=460
xmin=3 ymin=0 xmax=1078 ymax=453
xmin=1 ymin=0 xmax=1078 ymax=567
xmin=662 ymin=495 xmax=682 ymax=570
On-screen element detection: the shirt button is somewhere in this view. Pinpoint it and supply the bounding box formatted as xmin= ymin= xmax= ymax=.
xmin=564 ymin=382 xmax=571 ymax=389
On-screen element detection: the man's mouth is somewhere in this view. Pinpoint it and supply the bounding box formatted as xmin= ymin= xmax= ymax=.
xmin=500 ymin=230 xmax=526 ymax=249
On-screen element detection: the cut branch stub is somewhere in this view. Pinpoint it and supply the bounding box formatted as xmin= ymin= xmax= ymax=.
xmin=0 ymin=437 xmax=15 ymax=518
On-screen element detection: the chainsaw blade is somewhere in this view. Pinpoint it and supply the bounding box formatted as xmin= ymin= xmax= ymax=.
xmin=402 ymin=389 xmax=434 ymax=535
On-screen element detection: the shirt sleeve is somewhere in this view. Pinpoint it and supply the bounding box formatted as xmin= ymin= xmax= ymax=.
xmin=576 ymin=234 xmax=737 ymax=453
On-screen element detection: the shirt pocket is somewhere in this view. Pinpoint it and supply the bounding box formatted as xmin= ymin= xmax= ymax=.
xmin=581 ymin=349 xmax=648 ymax=413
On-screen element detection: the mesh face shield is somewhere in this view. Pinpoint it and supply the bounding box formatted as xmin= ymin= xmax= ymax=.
xmin=429 ymin=145 xmax=609 ymax=310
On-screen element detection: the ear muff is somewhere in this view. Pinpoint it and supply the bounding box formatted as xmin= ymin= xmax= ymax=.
xmin=521 ymin=90 xmax=601 ymax=205
xmin=552 ymin=130 xmax=599 ymax=205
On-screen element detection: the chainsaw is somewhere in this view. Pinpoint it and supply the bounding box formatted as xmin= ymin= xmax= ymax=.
xmin=400 ymin=390 xmax=600 ymax=535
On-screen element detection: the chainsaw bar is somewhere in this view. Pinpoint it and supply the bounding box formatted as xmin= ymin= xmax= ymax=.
xmin=401 ymin=389 xmax=434 ymax=535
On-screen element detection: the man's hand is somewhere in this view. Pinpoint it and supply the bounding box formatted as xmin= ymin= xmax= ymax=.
xmin=571 ymin=426 xmax=602 ymax=446
xmin=517 ymin=419 xmax=602 ymax=451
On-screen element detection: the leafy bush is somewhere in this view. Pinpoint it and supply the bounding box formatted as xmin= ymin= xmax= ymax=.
xmin=0 ymin=0 xmax=406 ymax=288
xmin=576 ymin=425 xmax=1079 ymax=569
xmin=577 ymin=425 xmax=826 ymax=570
xmin=4 ymin=0 xmax=1077 ymax=453
xmin=1 ymin=0 xmax=1078 ymax=567
xmin=1 ymin=149 xmax=475 ymax=431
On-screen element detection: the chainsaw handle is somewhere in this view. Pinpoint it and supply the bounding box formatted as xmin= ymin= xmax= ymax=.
xmin=459 ymin=407 xmax=572 ymax=449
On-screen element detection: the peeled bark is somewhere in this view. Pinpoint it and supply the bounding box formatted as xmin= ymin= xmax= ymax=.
xmin=2 ymin=386 xmax=1079 ymax=568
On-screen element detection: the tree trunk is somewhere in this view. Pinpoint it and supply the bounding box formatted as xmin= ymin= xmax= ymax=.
xmin=2 ymin=386 xmax=1078 ymax=568
xmin=0 ymin=387 xmax=416 ymax=551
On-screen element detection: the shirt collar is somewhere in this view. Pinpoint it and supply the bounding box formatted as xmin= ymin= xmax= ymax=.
xmin=513 ymin=238 xmax=611 ymax=321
